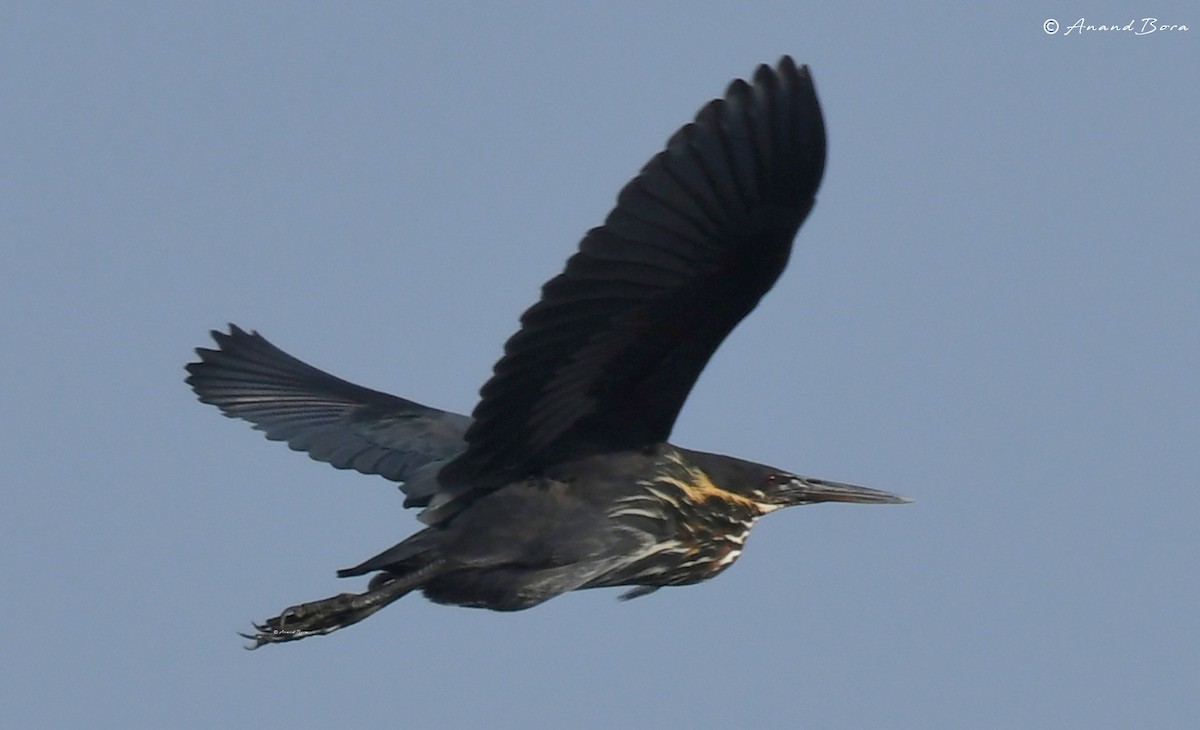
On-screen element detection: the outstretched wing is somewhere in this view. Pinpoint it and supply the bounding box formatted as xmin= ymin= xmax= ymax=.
xmin=186 ymin=325 xmax=468 ymax=505
xmin=437 ymin=57 xmax=826 ymax=499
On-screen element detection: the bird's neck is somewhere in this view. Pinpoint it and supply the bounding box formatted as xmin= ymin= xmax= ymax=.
xmin=645 ymin=447 xmax=768 ymax=517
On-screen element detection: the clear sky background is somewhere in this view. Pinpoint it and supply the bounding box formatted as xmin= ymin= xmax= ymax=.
xmin=3 ymin=3 xmax=1197 ymax=728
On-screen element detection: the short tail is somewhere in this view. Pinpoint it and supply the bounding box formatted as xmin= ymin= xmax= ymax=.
xmin=336 ymin=528 xmax=441 ymax=578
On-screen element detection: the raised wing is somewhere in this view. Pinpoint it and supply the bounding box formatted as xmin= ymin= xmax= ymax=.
xmin=437 ymin=57 xmax=826 ymax=497
xmin=186 ymin=325 xmax=468 ymax=505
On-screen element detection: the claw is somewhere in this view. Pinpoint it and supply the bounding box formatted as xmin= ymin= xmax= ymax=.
xmin=238 ymin=631 xmax=268 ymax=650
xmin=236 ymin=595 xmax=356 ymax=648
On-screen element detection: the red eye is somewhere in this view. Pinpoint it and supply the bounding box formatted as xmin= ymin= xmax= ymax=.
xmin=766 ymin=474 xmax=778 ymax=485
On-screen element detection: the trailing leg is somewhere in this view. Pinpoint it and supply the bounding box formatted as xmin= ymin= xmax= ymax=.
xmin=241 ymin=560 xmax=445 ymax=648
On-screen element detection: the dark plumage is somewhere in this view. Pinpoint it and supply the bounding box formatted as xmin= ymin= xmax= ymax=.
xmin=186 ymin=57 xmax=908 ymax=648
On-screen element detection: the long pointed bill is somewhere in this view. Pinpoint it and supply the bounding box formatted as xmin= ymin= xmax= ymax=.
xmin=784 ymin=476 xmax=912 ymax=505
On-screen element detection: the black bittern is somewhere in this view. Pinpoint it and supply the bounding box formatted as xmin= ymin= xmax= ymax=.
xmin=187 ymin=57 xmax=908 ymax=648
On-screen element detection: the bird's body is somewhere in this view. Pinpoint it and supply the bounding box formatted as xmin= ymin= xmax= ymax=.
xmin=351 ymin=446 xmax=778 ymax=608
xmin=187 ymin=58 xmax=908 ymax=647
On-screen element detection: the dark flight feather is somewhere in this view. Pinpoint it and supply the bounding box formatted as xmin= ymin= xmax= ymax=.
xmin=433 ymin=58 xmax=826 ymax=517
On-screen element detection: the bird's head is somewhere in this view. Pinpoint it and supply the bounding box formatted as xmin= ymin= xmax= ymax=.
xmin=677 ymin=447 xmax=910 ymax=511
xmin=747 ymin=472 xmax=911 ymax=511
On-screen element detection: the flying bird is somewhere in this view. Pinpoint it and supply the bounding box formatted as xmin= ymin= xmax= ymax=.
xmin=187 ymin=57 xmax=908 ymax=648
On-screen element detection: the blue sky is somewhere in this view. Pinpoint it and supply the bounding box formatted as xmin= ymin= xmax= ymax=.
xmin=3 ymin=3 xmax=1197 ymax=728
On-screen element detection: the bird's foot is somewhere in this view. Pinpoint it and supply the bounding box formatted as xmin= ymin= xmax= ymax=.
xmin=240 ymin=592 xmax=376 ymax=649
